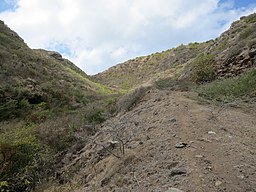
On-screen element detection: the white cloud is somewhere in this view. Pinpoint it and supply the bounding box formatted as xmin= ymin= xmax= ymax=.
xmin=0 ymin=0 xmax=256 ymax=74
xmin=111 ymin=47 xmax=127 ymax=59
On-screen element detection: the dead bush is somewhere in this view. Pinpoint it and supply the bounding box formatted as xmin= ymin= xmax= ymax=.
xmin=116 ymin=84 xmax=152 ymax=113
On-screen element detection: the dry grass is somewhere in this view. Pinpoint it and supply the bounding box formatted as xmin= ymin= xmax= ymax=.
xmin=116 ymin=84 xmax=152 ymax=113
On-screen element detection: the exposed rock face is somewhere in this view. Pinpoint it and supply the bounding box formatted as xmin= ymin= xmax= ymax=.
xmin=209 ymin=14 xmax=256 ymax=78
xmin=48 ymin=51 xmax=64 ymax=61
xmin=217 ymin=48 xmax=255 ymax=78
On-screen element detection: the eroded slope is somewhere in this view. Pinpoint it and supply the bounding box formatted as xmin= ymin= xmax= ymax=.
xmin=47 ymin=88 xmax=256 ymax=192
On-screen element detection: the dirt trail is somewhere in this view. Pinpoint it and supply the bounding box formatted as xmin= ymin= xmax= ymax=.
xmin=72 ymin=89 xmax=256 ymax=192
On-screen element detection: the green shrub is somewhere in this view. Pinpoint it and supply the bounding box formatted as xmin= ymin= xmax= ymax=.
xmin=213 ymin=41 xmax=228 ymax=52
xmin=0 ymin=125 xmax=43 ymax=191
xmin=0 ymin=99 xmax=18 ymax=120
xmin=19 ymin=98 xmax=30 ymax=108
xmin=198 ymin=69 xmax=256 ymax=102
xmin=86 ymin=109 xmax=105 ymax=124
xmin=245 ymin=13 xmax=256 ymax=24
xmin=0 ymin=98 xmax=32 ymax=121
xmin=74 ymin=90 xmax=89 ymax=104
xmin=188 ymin=42 xmax=199 ymax=49
xmin=192 ymin=54 xmax=215 ymax=83
xmin=239 ymin=25 xmax=256 ymax=40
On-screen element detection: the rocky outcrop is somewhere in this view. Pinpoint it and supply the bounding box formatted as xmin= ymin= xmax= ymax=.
xmin=48 ymin=51 xmax=64 ymax=61
xmin=216 ymin=47 xmax=256 ymax=78
xmin=210 ymin=14 xmax=256 ymax=78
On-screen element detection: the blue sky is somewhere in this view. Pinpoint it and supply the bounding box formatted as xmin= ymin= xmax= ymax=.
xmin=0 ymin=0 xmax=16 ymax=12
xmin=221 ymin=0 xmax=256 ymax=8
xmin=2 ymin=0 xmax=255 ymax=15
xmin=0 ymin=0 xmax=256 ymax=74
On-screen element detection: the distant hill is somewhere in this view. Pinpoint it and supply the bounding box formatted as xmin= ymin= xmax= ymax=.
xmin=94 ymin=13 xmax=256 ymax=89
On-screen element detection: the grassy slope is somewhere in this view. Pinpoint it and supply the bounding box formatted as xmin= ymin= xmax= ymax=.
xmin=94 ymin=13 xmax=256 ymax=91
xmin=94 ymin=42 xmax=211 ymax=90
xmin=0 ymin=20 xmax=114 ymax=118
xmin=0 ymin=20 xmax=115 ymax=191
xmin=198 ymin=69 xmax=256 ymax=103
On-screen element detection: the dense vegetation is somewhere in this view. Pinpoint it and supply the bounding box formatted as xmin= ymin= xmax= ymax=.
xmin=0 ymin=21 xmax=118 ymax=191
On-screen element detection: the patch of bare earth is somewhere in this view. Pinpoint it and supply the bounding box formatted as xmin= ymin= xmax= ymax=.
xmin=63 ymin=89 xmax=255 ymax=192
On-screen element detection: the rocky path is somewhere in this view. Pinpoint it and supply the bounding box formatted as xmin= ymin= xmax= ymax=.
xmin=71 ymin=89 xmax=256 ymax=192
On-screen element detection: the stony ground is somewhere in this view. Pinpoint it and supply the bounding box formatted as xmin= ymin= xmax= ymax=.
xmin=45 ymin=88 xmax=256 ymax=192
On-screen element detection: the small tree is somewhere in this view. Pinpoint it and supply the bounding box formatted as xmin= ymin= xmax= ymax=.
xmin=86 ymin=119 xmax=137 ymax=159
xmin=110 ymin=121 xmax=135 ymax=156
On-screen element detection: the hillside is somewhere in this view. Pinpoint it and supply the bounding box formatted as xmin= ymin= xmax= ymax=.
xmin=94 ymin=41 xmax=210 ymax=89
xmin=0 ymin=13 xmax=256 ymax=192
xmin=0 ymin=20 xmax=112 ymax=120
xmin=94 ymin=13 xmax=256 ymax=89
xmin=0 ymin=20 xmax=114 ymax=191
xmin=45 ymin=89 xmax=256 ymax=192
xmin=41 ymin=13 xmax=256 ymax=192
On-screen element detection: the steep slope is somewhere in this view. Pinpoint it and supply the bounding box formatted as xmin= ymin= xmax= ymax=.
xmin=0 ymin=20 xmax=111 ymax=120
xmin=44 ymin=88 xmax=256 ymax=192
xmin=94 ymin=13 xmax=256 ymax=89
xmin=207 ymin=13 xmax=256 ymax=78
xmin=0 ymin=20 xmax=114 ymax=191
